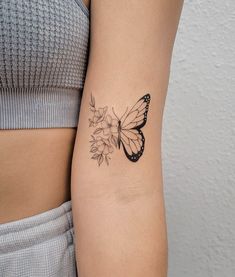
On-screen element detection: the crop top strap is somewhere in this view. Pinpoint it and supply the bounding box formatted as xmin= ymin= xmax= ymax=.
xmin=74 ymin=0 xmax=90 ymax=18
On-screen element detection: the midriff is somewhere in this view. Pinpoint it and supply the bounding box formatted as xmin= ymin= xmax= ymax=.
xmin=0 ymin=128 xmax=77 ymax=224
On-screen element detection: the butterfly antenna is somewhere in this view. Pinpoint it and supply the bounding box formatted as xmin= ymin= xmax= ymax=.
xmin=120 ymin=107 xmax=129 ymax=121
xmin=112 ymin=107 xmax=119 ymax=120
xmin=112 ymin=107 xmax=128 ymax=121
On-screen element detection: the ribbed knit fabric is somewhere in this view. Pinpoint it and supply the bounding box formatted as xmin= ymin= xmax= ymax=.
xmin=0 ymin=0 xmax=90 ymax=129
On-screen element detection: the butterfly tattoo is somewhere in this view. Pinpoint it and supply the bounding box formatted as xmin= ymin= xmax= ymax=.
xmin=89 ymin=93 xmax=151 ymax=166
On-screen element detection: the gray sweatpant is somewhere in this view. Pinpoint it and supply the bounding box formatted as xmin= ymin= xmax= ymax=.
xmin=0 ymin=200 xmax=77 ymax=277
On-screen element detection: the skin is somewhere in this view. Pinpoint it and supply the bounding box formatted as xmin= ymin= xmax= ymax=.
xmin=0 ymin=128 xmax=76 ymax=223
xmin=71 ymin=0 xmax=184 ymax=276
xmin=0 ymin=0 xmax=91 ymax=224
xmin=0 ymin=0 xmax=183 ymax=275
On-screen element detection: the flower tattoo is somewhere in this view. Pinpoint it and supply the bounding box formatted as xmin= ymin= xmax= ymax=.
xmin=88 ymin=93 xmax=151 ymax=166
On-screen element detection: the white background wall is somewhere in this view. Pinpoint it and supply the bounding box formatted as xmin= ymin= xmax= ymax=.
xmin=162 ymin=1 xmax=235 ymax=276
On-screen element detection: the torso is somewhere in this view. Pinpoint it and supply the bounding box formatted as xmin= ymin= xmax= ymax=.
xmin=0 ymin=0 xmax=90 ymax=224
xmin=0 ymin=128 xmax=76 ymax=223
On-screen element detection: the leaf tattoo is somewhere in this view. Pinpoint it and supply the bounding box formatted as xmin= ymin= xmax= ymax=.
xmin=88 ymin=93 xmax=151 ymax=166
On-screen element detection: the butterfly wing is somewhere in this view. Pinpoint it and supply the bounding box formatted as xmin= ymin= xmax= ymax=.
xmin=119 ymin=128 xmax=145 ymax=162
xmin=119 ymin=93 xmax=150 ymax=162
xmin=121 ymin=94 xmax=150 ymax=130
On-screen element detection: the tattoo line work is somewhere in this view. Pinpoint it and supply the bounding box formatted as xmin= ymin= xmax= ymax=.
xmin=88 ymin=93 xmax=151 ymax=166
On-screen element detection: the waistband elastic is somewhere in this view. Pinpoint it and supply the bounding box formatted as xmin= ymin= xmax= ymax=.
xmin=0 ymin=87 xmax=83 ymax=129
xmin=0 ymin=200 xmax=73 ymax=254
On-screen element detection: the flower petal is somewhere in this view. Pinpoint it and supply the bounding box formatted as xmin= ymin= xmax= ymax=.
xmin=94 ymin=111 xmax=100 ymax=117
xmin=101 ymin=121 xmax=108 ymax=128
xmin=112 ymin=119 xmax=119 ymax=126
xmin=103 ymin=145 xmax=109 ymax=155
xmin=110 ymin=126 xmax=118 ymax=133
xmin=106 ymin=114 xmax=112 ymax=124
xmin=108 ymin=145 xmax=114 ymax=153
xmin=103 ymin=128 xmax=110 ymax=136
xmin=98 ymin=145 xmax=104 ymax=153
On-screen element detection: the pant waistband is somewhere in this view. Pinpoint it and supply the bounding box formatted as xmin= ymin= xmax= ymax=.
xmin=0 ymin=200 xmax=73 ymax=254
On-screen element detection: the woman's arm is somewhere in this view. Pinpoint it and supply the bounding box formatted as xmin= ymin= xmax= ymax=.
xmin=71 ymin=0 xmax=184 ymax=276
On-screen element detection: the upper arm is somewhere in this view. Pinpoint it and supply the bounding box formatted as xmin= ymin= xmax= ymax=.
xmin=71 ymin=1 xmax=184 ymax=275
xmin=87 ymin=0 xmax=183 ymax=92
xmin=72 ymin=0 xmax=184 ymax=188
